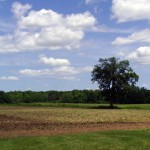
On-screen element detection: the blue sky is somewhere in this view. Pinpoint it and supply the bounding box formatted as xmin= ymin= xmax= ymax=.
xmin=0 ymin=0 xmax=150 ymax=91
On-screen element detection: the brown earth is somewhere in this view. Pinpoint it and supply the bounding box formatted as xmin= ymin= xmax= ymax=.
xmin=0 ymin=114 xmax=150 ymax=138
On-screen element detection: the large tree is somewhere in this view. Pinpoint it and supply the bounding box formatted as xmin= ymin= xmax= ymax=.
xmin=91 ymin=57 xmax=139 ymax=108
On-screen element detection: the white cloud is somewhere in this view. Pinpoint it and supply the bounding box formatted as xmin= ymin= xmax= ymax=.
xmin=117 ymin=51 xmax=126 ymax=57
xmin=66 ymin=12 xmax=96 ymax=30
xmin=19 ymin=68 xmax=80 ymax=80
xmin=0 ymin=2 xmax=96 ymax=53
xmin=19 ymin=10 xmax=95 ymax=30
xmin=112 ymin=0 xmax=150 ymax=22
xmin=19 ymin=66 xmax=93 ymax=77
xmin=112 ymin=29 xmax=150 ymax=45
xmin=19 ymin=67 xmax=78 ymax=76
xmin=19 ymin=69 xmax=51 ymax=76
xmin=92 ymin=24 xmax=135 ymax=34
xmin=11 ymin=2 xmax=32 ymax=18
xmin=52 ymin=66 xmax=79 ymax=75
xmin=20 ymin=53 xmax=93 ymax=78
xmin=19 ymin=68 xmax=81 ymax=81
xmin=57 ymin=76 xmax=79 ymax=81
xmin=0 ymin=76 xmax=19 ymax=80
xmin=39 ymin=56 xmax=70 ymax=66
xmin=126 ymin=46 xmax=150 ymax=64
xmin=81 ymin=66 xmax=93 ymax=72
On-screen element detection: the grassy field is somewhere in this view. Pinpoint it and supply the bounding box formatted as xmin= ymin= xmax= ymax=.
xmin=0 ymin=130 xmax=150 ymax=150
xmin=119 ymin=104 xmax=150 ymax=110
xmin=0 ymin=105 xmax=150 ymax=123
xmin=5 ymin=102 xmax=150 ymax=110
xmin=0 ymin=104 xmax=150 ymax=149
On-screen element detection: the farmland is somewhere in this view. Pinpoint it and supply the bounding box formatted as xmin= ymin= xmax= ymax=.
xmin=0 ymin=104 xmax=150 ymax=139
xmin=0 ymin=104 xmax=149 ymax=149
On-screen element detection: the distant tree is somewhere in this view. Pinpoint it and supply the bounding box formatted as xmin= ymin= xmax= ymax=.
xmin=72 ymin=90 xmax=86 ymax=103
xmin=91 ymin=57 xmax=139 ymax=108
xmin=83 ymin=90 xmax=104 ymax=103
xmin=48 ymin=91 xmax=62 ymax=102
xmin=118 ymin=86 xmax=150 ymax=104
xmin=0 ymin=91 xmax=11 ymax=103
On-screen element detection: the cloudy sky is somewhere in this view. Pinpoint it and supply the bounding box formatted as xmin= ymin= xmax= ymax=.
xmin=0 ymin=0 xmax=150 ymax=91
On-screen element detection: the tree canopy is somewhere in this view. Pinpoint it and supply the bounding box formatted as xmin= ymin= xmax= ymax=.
xmin=91 ymin=57 xmax=139 ymax=108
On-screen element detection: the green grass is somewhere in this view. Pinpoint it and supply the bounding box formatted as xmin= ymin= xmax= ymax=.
xmin=4 ymin=103 xmax=150 ymax=110
xmin=0 ymin=103 xmax=105 ymax=109
xmin=119 ymin=104 xmax=150 ymax=110
xmin=0 ymin=130 xmax=150 ymax=150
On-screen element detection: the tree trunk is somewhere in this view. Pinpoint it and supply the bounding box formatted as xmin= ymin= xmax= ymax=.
xmin=110 ymin=80 xmax=114 ymax=108
xmin=109 ymin=97 xmax=113 ymax=108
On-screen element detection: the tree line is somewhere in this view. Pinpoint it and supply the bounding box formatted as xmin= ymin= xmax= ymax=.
xmin=0 ymin=57 xmax=150 ymax=105
xmin=0 ymin=86 xmax=150 ymax=104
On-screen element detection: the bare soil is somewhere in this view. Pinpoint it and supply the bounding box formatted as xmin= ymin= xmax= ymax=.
xmin=0 ymin=114 xmax=149 ymax=138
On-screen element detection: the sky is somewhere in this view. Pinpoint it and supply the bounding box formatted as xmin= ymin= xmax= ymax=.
xmin=0 ymin=0 xmax=150 ymax=91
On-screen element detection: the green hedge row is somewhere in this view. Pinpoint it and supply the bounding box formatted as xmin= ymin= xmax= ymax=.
xmin=0 ymin=86 xmax=150 ymax=104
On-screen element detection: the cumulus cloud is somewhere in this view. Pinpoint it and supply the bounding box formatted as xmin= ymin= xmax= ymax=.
xmin=19 ymin=68 xmax=80 ymax=80
xmin=0 ymin=2 xmax=96 ymax=53
xmin=11 ymin=2 xmax=32 ymax=18
xmin=112 ymin=0 xmax=150 ymax=22
xmin=66 ymin=12 xmax=96 ymax=30
xmin=112 ymin=29 xmax=150 ymax=45
xmin=52 ymin=66 xmax=79 ymax=75
xmin=19 ymin=69 xmax=52 ymax=76
xmin=19 ymin=65 xmax=92 ymax=77
xmin=39 ymin=56 xmax=70 ymax=66
xmin=19 ymin=67 xmax=77 ymax=76
xmin=20 ymin=53 xmax=92 ymax=80
xmin=0 ymin=76 xmax=19 ymax=80
xmin=126 ymin=47 xmax=150 ymax=64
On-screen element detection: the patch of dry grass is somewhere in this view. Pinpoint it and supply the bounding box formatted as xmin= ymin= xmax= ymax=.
xmin=0 ymin=106 xmax=149 ymax=123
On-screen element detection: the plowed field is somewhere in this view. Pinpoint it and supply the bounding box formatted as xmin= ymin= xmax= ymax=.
xmin=0 ymin=106 xmax=150 ymax=138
